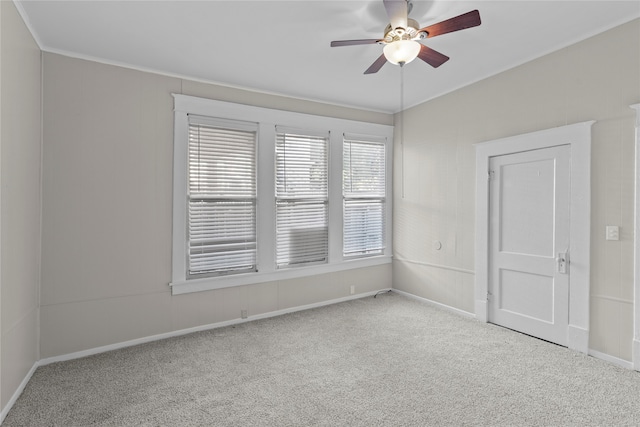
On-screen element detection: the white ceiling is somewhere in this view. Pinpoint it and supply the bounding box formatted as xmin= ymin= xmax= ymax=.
xmin=16 ymin=0 xmax=640 ymax=114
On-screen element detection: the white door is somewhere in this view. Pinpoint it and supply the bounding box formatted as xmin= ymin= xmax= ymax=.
xmin=488 ymin=144 xmax=571 ymax=346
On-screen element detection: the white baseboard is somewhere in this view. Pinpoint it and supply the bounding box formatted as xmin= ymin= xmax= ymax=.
xmin=588 ymin=348 xmax=634 ymax=370
xmin=39 ymin=289 xmax=391 ymax=366
xmin=0 ymin=362 xmax=38 ymax=425
xmin=633 ymin=339 xmax=640 ymax=371
xmin=391 ymin=289 xmax=475 ymax=318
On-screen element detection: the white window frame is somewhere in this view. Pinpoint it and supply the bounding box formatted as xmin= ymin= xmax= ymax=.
xmin=171 ymin=94 xmax=393 ymax=295
xmin=631 ymin=103 xmax=640 ymax=371
xmin=342 ymin=135 xmax=388 ymax=259
xmin=186 ymin=116 xmax=259 ymax=279
xmin=275 ymin=127 xmax=330 ymax=269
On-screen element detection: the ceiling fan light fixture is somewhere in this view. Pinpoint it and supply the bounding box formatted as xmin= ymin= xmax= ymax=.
xmin=383 ymin=40 xmax=420 ymax=65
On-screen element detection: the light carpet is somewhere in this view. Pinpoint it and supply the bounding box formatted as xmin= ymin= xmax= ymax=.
xmin=4 ymin=292 xmax=640 ymax=426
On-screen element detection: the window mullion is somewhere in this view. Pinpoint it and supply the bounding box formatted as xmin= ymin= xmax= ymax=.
xmin=256 ymin=122 xmax=276 ymax=274
xmin=328 ymin=130 xmax=344 ymax=264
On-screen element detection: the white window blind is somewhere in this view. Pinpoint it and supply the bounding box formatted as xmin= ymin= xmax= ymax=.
xmin=275 ymin=128 xmax=329 ymax=268
xmin=343 ymin=137 xmax=386 ymax=257
xmin=188 ymin=115 xmax=257 ymax=277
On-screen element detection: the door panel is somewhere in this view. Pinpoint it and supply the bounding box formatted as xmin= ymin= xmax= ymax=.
xmin=489 ymin=145 xmax=570 ymax=346
xmin=499 ymin=269 xmax=554 ymax=323
xmin=499 ymin=158 xmax=555 ymax=257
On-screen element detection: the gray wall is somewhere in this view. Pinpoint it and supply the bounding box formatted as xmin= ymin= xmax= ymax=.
xmin=393 ymin=19 xmax=640 ymax=361
xmin=39 ymin=52 xmax=393 ymax=359
xmin=0 ymin=0 xmax=42 ymax=409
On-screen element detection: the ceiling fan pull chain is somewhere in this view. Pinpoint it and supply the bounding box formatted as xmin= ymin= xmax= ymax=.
xmin=400 ymin=63 xmax=405 ymax=199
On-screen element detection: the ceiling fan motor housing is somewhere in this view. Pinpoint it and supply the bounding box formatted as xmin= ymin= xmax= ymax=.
xmin=383 ymin=18 xmax=425 ymax=44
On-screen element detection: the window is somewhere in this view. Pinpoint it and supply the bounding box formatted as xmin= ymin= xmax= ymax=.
xmin=343 ymin=137 xmax=386 ymax=257
xmin=275 ymin=129 xmax=329 ymax=268
xmin=172 ymin=94 xmax=393 ymax=295
xmin=187 ymin=116 xmax=257 ymax=278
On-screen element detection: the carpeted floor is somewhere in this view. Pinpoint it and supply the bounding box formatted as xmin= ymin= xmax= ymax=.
xmin=4 ymin=292 xmax=640 ymax=426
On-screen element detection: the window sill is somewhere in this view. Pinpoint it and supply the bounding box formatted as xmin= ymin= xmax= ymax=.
xmin=170 ymin=255 xmax=392 ymax=295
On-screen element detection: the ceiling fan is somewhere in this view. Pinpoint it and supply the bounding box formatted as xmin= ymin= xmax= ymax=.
xmin=330 ymin=0 xmax=481 ymax=74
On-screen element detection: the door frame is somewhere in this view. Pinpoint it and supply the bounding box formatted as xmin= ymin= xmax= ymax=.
xmin=474 ymin=121 xmax=594 ymax=354
xmin=631 ymin=103 xmax=640 ymax=371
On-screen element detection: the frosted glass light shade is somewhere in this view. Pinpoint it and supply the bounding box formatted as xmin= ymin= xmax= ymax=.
xmin=383 ymin=40 xmax=421 ymax=65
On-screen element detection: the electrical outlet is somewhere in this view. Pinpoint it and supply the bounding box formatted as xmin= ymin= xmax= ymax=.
xmin=350 ymin=285 xmax=355 ymax=295
xmin=241 ymin=309 xmax=248 ymax=319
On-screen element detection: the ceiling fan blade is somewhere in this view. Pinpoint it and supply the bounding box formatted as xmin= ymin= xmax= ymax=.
xmin=417 ymin=44 xmax=450 ymax=68
xmin=419 ymin=9 xmax=481 ymax=38
xmin=330 ymin=39 xmax=381 ymax=47
xmin=364 ymin=54 xmax=388 ymax=74
xmin=383 ymin=0 xmax=408 ymax=29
